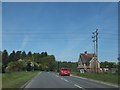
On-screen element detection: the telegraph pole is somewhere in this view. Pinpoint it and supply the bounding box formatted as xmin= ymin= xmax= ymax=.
xmin=95 ymin=29 xmax=98 ymax=60
xmin=92 ymin=33 xmax=96 ymax=55
xmin=92 ymin=29 xmax=98 ymax=59
xmin=92 ymin=29 xmax=98 ymax=73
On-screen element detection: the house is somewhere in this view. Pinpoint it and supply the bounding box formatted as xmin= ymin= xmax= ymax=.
xmin=77 ymin=51 xmax=100 ymax=73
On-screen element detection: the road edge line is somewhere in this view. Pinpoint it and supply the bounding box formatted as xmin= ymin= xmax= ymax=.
xmin=71 ymin=74 xmax=118 ymax=88
xmin=20 ymin=72 xmax=41 ymax=89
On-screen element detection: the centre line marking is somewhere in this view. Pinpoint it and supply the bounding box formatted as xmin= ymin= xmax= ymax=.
xmin=63 ymin=79 xmax=69 ymax=82
xmin=56 ymin=75 xmax=59 ymax=77
xmin=74 ymin=84 xmax=83 ymax=88
xmin=61 ymin=78 xmax=69 ymax=82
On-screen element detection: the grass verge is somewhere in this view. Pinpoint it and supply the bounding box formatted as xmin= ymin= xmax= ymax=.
xmin=0 ymin=74 xmax=2 ymax=89
xmin=2 ymin=71 xmax=39 ymax=88
xmin=72 ymin=72 xmax=118 ymax=85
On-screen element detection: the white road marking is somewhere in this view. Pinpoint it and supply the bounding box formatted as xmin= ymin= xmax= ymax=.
xmin=71 ymin=75 xmax=87 ymax=80
xmin=74 ymin=84 xmax=83 ymax=88
xmin=63 ymin=79 xmax=69 ymax=82
xmin=61 ymin=78 xmax=69 ymax=82
xmin=60 ymin=78 xmax=64 ymax=80
xmin=71 ymin=74 xmax=118 ymax=88
xmin=56 ymin=75 xmax=59 ymax=77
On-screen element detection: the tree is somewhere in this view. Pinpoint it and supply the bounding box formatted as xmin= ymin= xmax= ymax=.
xmin=15 ymin=51 xmax=22 ymax=61
xmin=2 ymin=50 xmax=58 ymax=72
xmin=34 ymin=62 xmax=40 ymax=70
xmin=108 ymin=62 xmax=117 ymax=68
xmin=41 ymin=52 xmax=44 ymax=55
xmin=2 ymin=49 xmax=8 ymax=66
xmin=27 ymin=51 xmax=32 ymax=60
xmin=28 ymin=51 xmax=32 ymax=57
xmin=57 ymin=61 xmax=77 ymax=72
xmin=8 ymin=50 xmax=15 ymax=62
xmin=47 ymin=55 xmax=56 ymax=71
xmin=44 ymin=52 xmax=48 ymax=56
xmin=100 ymin=61 xmax=109 ymax=68
xmin=41 ymin=52 xmax=48 ymax=57
xmin=26 ymin=61 xmax=32 ymax=71
xmin=7 ymin=60 xmax=26 ymax=72
xmin=100 ymin=61 xmax=117 ymax=68
xmin=21 ymin=51 xmax=26 ymax=59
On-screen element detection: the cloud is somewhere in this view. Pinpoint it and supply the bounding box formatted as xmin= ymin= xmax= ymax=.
xmin=21 ymin=35 xmax=29 ymax=49
xmin=57 ymin=35 xmax=91 ymax=61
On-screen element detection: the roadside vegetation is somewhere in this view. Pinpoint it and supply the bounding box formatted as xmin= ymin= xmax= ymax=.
xmin=1 ymin=50 xmax=56 ymax=89
xmin=2 ymin=71 xmax=39 ymax=88
xmin=71 ymin=60 xmax=119 ymax=85
xmin=72 ymin=72 xmax=118 ymax=85
xmin=57 ymin=61 xmax=77 ymax=72
xmin=0 ymin=74 xmax=2 ymax=89
xmin=2 ymin=50 xmax=57 ymax=73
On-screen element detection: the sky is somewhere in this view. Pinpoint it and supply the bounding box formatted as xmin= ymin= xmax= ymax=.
xmin=2 ymin=2 xmax=118 ymax=62
xmin=0 ymin=2 xmax=1 ymax=50
xmin=2 ymin=0 xmax=120 ymax=2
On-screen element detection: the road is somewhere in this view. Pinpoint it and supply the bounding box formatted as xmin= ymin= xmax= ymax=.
xmin=24 ymin=72 xmax=119 ymax=90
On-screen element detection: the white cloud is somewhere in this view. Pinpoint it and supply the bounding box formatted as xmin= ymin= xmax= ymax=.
xmin=57 ymin=35 xmax=91 ymax=61
xmin=21 ymin=35 xmax=29 ymax=49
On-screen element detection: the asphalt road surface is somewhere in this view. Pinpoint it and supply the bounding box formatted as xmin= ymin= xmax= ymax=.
xmin=24 ymin=72 xmax=119 ymax=90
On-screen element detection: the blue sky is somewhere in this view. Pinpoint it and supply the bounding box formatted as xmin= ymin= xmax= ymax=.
xmin=2 ymin=2 xmax=118 ymax=62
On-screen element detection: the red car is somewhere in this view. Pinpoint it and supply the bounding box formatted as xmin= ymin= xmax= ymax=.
xmin=59 ymin=68 xmax=70 ymax=76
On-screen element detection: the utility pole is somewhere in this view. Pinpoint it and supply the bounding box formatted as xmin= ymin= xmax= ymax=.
xmin=92 ymin=33 xmax=96 ymax=55
xmin=92 ymin=29 xmax=98 ymax=59
xmin=92 ymin=29 xmax=98 ymax=73
xmin=96 ymin=29 xmax=98 ymax=60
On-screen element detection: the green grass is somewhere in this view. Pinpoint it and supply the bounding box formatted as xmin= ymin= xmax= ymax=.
xmin=2 ymin=71 xmax=39 ymax=88
xmin=72 ymin=72 xmax=118 ymax=85
xmin=0 ymin=74 xmax=2 ymax=89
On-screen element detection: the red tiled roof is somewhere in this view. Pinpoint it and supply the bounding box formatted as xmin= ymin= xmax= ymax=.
xmin=80 ymin=53 xmax=95 ymax=64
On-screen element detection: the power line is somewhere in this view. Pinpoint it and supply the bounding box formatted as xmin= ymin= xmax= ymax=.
xmin=99 ymin=32 xmax=118 ymax=35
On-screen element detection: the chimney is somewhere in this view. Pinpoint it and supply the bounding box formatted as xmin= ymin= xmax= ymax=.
xmin=84 ymin=51 xmax=87 ymax=54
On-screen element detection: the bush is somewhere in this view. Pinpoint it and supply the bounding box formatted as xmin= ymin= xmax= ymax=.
xmin=7 ymin=60 xmax=26 ymax=72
